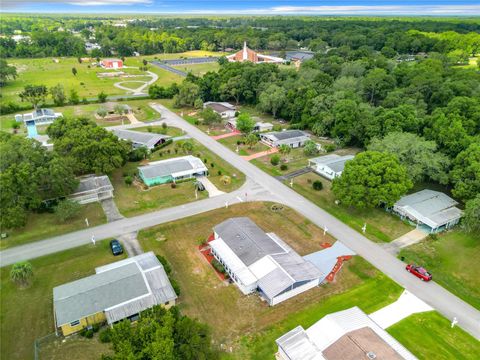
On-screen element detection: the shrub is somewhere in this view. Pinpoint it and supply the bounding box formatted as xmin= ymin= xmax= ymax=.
xmin=162 ymin=122 xmax=167 ymax=130
xmin=99 ymin=328 xmax=112 ymax=343
xmin=204 ymin=158 xmax=208 ymax=164
xmin=312 ymin=180 xmax=323 ymax=191
xmin=85 ymin=329 xmax=94 ymax=338
xmin=324 ymin=144 xmax=336 ymax=152
xmin=170 ymin=278 xmax=181 ymax=296
xmin=210 ymin=163 xmax=215 ymax=168
xmin=156 ymin=255 xmax=172 ymax=274
xmin=217 ymin=170 xmax=222 ymax=176
xmin=171 ymin=182 xmax=176 ymax=188
xmin=92 ymin=323 xmax=100 ymax=333
xmin=270 ymin=155 xmax=280 ymax=166
xmin=124 ymin=176 xmax=133 ymax=186
xmin=280 ymin=164 xmax=288 ymax=171
xmin=212 ymin=258 xmax=227 ymax=275
xmin=428 ymin=233 xmax=438 ymax=241
xmin=55 ymin=200 xmax=81 ymax=222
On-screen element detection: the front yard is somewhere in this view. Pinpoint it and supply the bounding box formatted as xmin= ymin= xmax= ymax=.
xmin=218 ymin=135 xmax=270 ymax=156
xmin=387 ymin=311 xmax=480 ymax=359
xmin=399 ymin=230 xmax=480 ymax=309
xmin=111 ymin=138 xmax=245 ymax=216
xmin=0 ymin=241 xmax=125 ymax=360
xmin=137 ymin=201 xmax=403 ymax=356
xmin=0 ymin=202 xmax=106 ymax=250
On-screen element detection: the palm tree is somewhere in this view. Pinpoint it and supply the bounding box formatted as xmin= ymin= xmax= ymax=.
xmin=279 ymin=144 xmax=292 ymax=161
xmin=244 ymin=134 xmax=258 ymax=149
xmin=10 ymin=262 xmax=33 ymax=287
xmin=181 ymin=141 xmax=194 ymax=154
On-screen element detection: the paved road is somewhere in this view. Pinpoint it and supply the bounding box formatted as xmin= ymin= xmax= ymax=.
xmin=151 ymin=103 xmax=480 ymax=340
xmin=0 ymin=179 xmax=272 ymax=266
xmin=1 ymin=103 xmax=479 ymax=340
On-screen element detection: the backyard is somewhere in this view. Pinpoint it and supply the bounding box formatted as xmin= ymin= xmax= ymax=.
xmin=111 ymin=137 xmax=245 ymax=216
xmin=137 ymin=201 xmax=403 ymax=355
xmin=0 ymin=240 xmax=125 ymax=360
xmin=399 ymin=230 xmax=480 ymax=309
xmin=0 ymin=202 xmax=106 ymax=250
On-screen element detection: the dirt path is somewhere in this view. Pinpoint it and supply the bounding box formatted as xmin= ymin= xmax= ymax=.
xmin=113 ymin=70 xmax=158 ymax=95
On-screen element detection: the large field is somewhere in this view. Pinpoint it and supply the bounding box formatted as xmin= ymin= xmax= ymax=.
xmin=137 ymin=201 xmax=403 ymax=356
xmin=0 ymin=240 xmax=126 ymax=360
xmin=399 ymin=230 xmax=480 ymax=309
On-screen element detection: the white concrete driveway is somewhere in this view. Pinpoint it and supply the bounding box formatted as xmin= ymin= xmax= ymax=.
xmin=197 ymin=176 xmax=225 ymax=197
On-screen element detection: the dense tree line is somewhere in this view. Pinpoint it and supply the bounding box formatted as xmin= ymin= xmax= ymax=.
xmin=1 ymin=15 xmax=479 ymax=58
xmin=101 ymin=305 xmax=219 ymax=360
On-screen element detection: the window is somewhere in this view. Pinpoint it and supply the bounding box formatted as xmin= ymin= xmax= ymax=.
xmin=70 ymin=320 xmax=80 ymax=327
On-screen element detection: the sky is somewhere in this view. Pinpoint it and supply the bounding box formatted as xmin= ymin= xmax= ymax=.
xmin=2 ymin=0 xmax=480 ymax=15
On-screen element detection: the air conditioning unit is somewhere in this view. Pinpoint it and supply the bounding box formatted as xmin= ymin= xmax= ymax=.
xmin=366 ymin=352 xmax=377 ymax=360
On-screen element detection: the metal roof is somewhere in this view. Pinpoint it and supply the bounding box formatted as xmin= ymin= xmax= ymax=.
xmin=204 ymin=102 xmax=236 ymax=113
xmin=394 ymin=190 xmax=462 ymax=228
xmin=309 ymin=154 xmax=355 ymax=173
xmin=113 ymin=129 xmax=170 ymax=149
xmin=276 ymin=307 xmax=418 ymax=360
xmin=303 ymin=242 xmax=356 ymax=277
xmin=74 ymin=175 xmax=113 ymax=194
xmin=213 ymin=217 xmax=285 ymax=266
xmin=54 ymin=252 xmax=177 ymax=327
xmin=139 ymin=156 xmax=207 ymax=180
xmin=266 ymin=130 xmax=308 ymax=141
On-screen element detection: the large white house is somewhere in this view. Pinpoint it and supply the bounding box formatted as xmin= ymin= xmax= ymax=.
xmin=276 ymin=306 xmax=417 ymax=360
xmin=203 ymin=102 xmax=236 ymax=118
xmin=309 ymin=154 xmax=355 ymax=180
xmin=392 ymin=189 xmax=463 ymax=233
xmin=209 ymin=217 xmax=324 ymax=306
xmin=15 ymin=108 xmax=63 ymax=126
xmin=260 ymin=130 xmax=310 ymax=148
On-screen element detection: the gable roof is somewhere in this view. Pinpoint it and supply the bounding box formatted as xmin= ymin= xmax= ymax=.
xmin=309 ymin=154 xmax=355 ymax=173
xmin=139 ymin=156 xmax=207 ymax=180
xmin=213 ymin=217 xmax=285 ymax=266
xmin=394 ymin=189 xmax=462 ymax=228
xmin=267 ymin=130 xmax=308 ymax=141
xmin=204 ymin=102 xmax=236 ymax=113
xmin=74 ymin=175 xmax=113 ymax=195
xmin=113 ymin=129 xmax=169 ymax=148
xmin=53 ymin=252 xmax=176 ymax=327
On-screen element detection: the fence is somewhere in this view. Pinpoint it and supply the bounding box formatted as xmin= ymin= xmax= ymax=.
xmin=33 ymin=333 xmax=57 ymax=360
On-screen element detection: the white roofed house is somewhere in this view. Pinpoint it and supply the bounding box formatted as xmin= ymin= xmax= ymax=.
xmin=226 ymin=118 xmax=273 ymax=133
xmin=113 ymin=129 xmax=170 ymax=150
xmin=15 ymin=108 xmax=63 ymax=126
xmin=276 ymin=307 xmax=417 ymax=360
xmin=209 ymin=217 xmax=324 ymax=306
xmin=260 ymin=130 xmax=310 ymax=148
xmin=203 ymin=102 xmax=236 ymax=119
xmin=138 ymin=156 xmax=208 ymax=187
xmin=53 ymin=252 xmax=177 ymax=336
xmin=309 ymin=154 xmax=355 ymax=181
xmin=68 ymin=175 xmax=114 ymax=204
xmin=392 ymin=189 xmax=463 ymax=233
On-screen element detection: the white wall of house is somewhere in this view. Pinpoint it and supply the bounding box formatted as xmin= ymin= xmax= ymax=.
xmin=269 ymin=278 xmax=320 ymax=306
xmin=310 ymin=164 xmax=340 ymax=180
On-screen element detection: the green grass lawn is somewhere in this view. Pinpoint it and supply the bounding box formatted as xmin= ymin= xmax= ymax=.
xmin=0 ymin=99 xmax=161 ymax=132
xmin=175 ymin=62 xmax=220 ymax=76
xmin=112 ymin=139 xmax=245 ymax=216
xmin=1 ymin=57 xmax=183 ymax=108
xmin=133 ymin=124 xmax=184 ymax=137
xmin=387 ymin=311 xmax=480 ymax=360
xmin=0 ymin=241 xmax=126 ymax=360
xmin=288 ymin=172 xmax=413 ymax=242
xmin=0 ymin=202 xmax=106 ymax=250
xmin=399 ymin=230 xmax=480 ymax=309
xmin=138 ymin=201 xmax=402 ymax=356
xmin=218 ymin=135 xmax=270 ymax=156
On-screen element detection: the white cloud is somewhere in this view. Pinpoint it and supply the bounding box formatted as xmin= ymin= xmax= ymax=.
xmin=68 ymin=0 xmax=152 ymax=5
xmin=269 ymin=5 xmax=480 ymax=15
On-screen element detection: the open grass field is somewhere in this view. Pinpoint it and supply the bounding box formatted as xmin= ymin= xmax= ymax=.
xmin=287 ymin=172 xmax=413 ymax=242
xmin=1 ymin=57 xmax=183 ymax=107
xmin=175 ymin=62 xmax=221 ymax=76
xmin=0 ymin=99 xmax=160 ymax=133
xmin=0 ymin=241 xmax=126 ymax=360
xmin=218 ymin=134 xmax=271 ymax=156
xmin=399 ymin=230 xmax=480 ymax=309
xmin=0 ymin=202 xmax=106 ymax=250
xmin=387 ymin=311 xmax=480 ymax=360
xmin=138 ymin=201 xmax=403 ymax=356
xmin=133 ymin=124 xmax=184 ymax=137
xmin=112 ymin=138 xmax=245 ymax=216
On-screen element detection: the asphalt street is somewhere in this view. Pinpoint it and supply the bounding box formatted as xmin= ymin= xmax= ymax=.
xmin=1 ymin=103 xmax=479 ymax=340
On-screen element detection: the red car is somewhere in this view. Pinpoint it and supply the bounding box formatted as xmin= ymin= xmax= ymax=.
xmin=406 ymin=264 xmax=432 ymax=282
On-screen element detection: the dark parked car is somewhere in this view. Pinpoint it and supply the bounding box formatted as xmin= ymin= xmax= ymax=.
xmin=110 ymin=239 xmax=123 ymax=256
xmin=406 ymin=264 xmax=432 ymax=282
